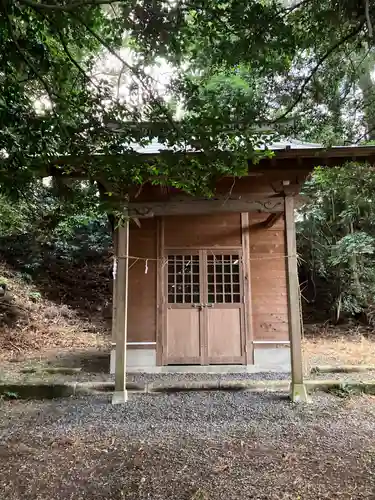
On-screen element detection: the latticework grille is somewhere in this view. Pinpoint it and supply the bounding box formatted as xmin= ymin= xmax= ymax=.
xmin=207 ymin=254 xmax=241 ymax=304
xmin=167 ymin=255 xmax=200 ymax=304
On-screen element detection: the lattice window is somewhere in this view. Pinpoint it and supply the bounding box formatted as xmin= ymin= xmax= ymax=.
xmin=207 ymin=255 xmax=241 ymax=304
xmin=167 ymin=255 xmax=200 ymax=304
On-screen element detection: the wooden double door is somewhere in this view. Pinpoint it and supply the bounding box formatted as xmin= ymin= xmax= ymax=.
xmin=163 ymin=250 xmax=246 ymax=365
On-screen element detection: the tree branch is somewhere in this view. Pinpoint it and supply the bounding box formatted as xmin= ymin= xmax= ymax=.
xmin=10 ymin=1 xmax=119 ymax=121
xmin=1 ymin=0 xmax=69 ymax=137
xmin=353 ymin=123 xmax=375 ymax=144
xmin=277 ymin=0 xmax=312 ymax=17
xmin=273 ymin=22 xmax=366 ymax=123
xmin=68 ymin=11 xmax=185 ymax=140
xmin=55 ymin=27 xmax=102 ymax=92
xmin=17 ymin=0 xmax=120 ymax=11
xmin=116 ymin=62 xmax=127 ymax=100
xmin=365 ymin=0 xmax=373 ymax=38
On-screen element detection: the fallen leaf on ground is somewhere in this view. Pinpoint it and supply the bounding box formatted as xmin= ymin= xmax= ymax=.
xmin=190 ymin=488 xmax=209 ymax=500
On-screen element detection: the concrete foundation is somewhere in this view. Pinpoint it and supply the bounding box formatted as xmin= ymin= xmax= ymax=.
xmin=112 ymin=390 xmax=128 ymax=404
xmin=253 ymin=347 xmax=291 ymax=371
xmin=110 ymin=347 xmax=291 ymax=374
xmin=290 ymin=383 xmax=309 ymax=403
xmin=110 ymin=349 xmax=156 ymax=373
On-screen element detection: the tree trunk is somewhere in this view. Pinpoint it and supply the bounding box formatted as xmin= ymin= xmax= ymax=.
xmin=358 ymin=64 xmax=375 ymax=141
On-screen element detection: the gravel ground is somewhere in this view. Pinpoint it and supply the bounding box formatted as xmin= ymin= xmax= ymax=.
xmin=310 ymin=370 xmax=375 ymax=383
xmin=4 ymin=366 xmax=375 ymax=386
xmin=1 ymin=391 xmax=375 ymax=500
xmin=127 ymin=371 xmax=291 ymax=384
xmin=0 ymin=364 xmax=292 ymax=385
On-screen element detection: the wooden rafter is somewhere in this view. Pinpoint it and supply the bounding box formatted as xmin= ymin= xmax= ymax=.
xmin=263 ymin=213 xmax=283 ymax=229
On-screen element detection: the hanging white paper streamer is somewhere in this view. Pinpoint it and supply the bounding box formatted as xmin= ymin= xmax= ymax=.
xmin=112 ymin=257 xmax=117 ymax=279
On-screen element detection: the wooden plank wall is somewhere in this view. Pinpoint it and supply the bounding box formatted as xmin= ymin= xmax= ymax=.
xmin=248 ymin=213 xmax=289 ymax=341
xmin=127 ymin=213 xmax=289 ymax=347
xmin=164 ymin=213 xmax=242 ymax=247
xmin=128 ymin=219 xmax=157 ymax=343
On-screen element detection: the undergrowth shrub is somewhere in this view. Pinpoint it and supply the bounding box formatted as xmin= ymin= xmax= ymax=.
xmin=298 ymin=163 xmax=375 ymax=322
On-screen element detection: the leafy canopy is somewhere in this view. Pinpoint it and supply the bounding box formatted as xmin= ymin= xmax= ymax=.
xmin=1 ymin=0 xmax=375 ymax=199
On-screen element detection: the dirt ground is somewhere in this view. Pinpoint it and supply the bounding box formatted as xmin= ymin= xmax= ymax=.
xmin=303 ymin=325 xmax=375 ymax=381
xmin=1 ymin=329 xmax=375 ymax=499
xmin=2 ymin=326 xmax=375 ymax=384
xmin=1 ymin=391 xmax=375 ymax=500
xmin=0 ymin=329 xmax=375 ymax=499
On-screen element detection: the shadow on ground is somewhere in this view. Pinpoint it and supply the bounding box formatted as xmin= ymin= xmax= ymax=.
xmin=51 ymin=349 xmax=111 ymax=373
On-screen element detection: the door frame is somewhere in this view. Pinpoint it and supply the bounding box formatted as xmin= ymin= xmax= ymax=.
xmin=156 ymin=216 xmax=253 ymax=366
xmin=157 ymin=239 xmax=250 ymax=365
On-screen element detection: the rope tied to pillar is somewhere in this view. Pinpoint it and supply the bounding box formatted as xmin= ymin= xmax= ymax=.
xmin=114 ymin=254 xmax=301 ymax=262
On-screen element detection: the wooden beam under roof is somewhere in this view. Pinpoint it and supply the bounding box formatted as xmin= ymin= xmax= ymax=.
xmin=127 ymin=195 xmax=285 ymax=218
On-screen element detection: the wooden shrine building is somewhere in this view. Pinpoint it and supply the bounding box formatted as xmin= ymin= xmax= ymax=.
xmin=110 ymin=140 xmax=375 ymax=403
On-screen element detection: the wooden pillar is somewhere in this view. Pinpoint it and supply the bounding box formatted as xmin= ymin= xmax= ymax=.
xmin=241 ymin=212 xmax=254 ymax=364
xmin=112 ymin=219 xmax=129 ymax=404
xmin=156 ymin=217 xmax=165 ymax=366
xmin=110 ymin=229 xmax=119 ymax=366
xmin=284 ymin=196 xmax=308 ymax=402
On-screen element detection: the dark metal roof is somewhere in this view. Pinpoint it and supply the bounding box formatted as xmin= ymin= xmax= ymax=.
xmin=129 ymin=138 xmax=323 ymax=154
xmin=129 ymin=138 xmax=375 ymax=159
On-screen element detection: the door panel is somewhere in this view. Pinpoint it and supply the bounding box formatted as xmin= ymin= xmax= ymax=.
xmin=207 ymin=308 xmax=242 ymax=363
xmin=166 ymin=308 xmax=201 ymax=363
xmin=165 ymin=253 xmax=203 ymax=364
xmin=204 ymin=253 xmax=245 ymax=364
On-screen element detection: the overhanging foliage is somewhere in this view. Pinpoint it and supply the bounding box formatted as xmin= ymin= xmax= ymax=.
xmin=2 ymin=0 xmax=375 ymax=199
